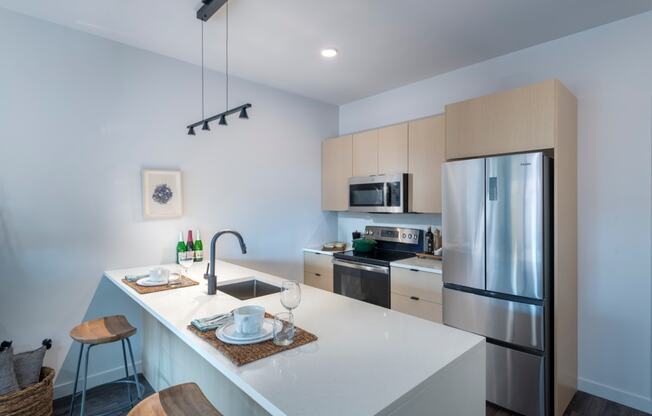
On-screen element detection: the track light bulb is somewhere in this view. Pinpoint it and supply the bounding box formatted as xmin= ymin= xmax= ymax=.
xmin=202 ymin=120 xmax=210 ymax=131
xmin=219 ymin=114 xmax=227 ymax=126
xmin=239 ymin=107 xmax=249 ymax=119
xmin=188 ymin=126 xmax=196 ymax=135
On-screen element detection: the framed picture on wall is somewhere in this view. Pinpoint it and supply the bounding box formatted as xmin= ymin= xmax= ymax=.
xmin=142 ymin=169 xmax=183 ymax=220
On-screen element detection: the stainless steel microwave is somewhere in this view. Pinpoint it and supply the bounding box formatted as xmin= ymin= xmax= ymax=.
xmin=348 ymin=174 xmax=408 ymax=213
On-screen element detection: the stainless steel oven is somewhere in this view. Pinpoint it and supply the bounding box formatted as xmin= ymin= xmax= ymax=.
xmin=332 ymin=259 xmax=390 ymax=308
xmin=348 ymin=174 xmax=408 ymax=213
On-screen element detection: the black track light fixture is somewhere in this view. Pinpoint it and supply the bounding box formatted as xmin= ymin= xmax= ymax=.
xmin=185 ymin=0 xmax=252 ymax=134
xmin=239 ymin=106 xmax=249 ymax=119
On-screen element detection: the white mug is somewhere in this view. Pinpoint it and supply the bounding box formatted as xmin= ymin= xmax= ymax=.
xmin=149 ymin=267 xmax=170 ymax=283
xmin=233 ymin=305 xmax=265 ymax=335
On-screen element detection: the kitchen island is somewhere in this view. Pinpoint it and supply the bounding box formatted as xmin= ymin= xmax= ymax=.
xmin=105 ymin=260 xmax=485 ymax=416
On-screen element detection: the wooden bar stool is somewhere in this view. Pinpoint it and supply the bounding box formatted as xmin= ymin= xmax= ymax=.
xmin=68 ymin=315 xmax=143 ymax=416
xmin=128 ymin=383 xmax=222 ymax=416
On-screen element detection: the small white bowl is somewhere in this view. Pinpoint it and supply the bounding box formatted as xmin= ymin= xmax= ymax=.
xmin=233 ymin=305 xmax=265 ymax=336
xmin=148 ymin=267 xmax=170 ymax=283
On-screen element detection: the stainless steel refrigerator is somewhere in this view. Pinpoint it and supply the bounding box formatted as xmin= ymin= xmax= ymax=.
xmin=442 ymin=152 xmax=552 ymax=416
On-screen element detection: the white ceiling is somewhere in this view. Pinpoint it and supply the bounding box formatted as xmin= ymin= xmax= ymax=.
xmin=2 ymin=0 xmax=652 ymax=104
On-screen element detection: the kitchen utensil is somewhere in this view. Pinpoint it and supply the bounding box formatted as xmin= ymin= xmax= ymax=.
xmin=217 ymin=319 xmax=275 ymax=345
xmin=280 ymin=281 xmax=301 ymax=322
xmin=149 ymin=267 xmax=170 ymax=283
xmin=233 ymin=306 xmax=265 ymax=335
xmin=272 ymin=312 xmax=294 ymax=346
xmin=352 ymin=238 xmax=377 ymax=253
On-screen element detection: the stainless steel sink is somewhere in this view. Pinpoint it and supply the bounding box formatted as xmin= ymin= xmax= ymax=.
xmin=217 ymin=279 xmax=280 ymax=300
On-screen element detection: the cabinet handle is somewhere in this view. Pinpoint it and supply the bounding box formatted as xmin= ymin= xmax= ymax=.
xmin=410 ymin=268 xmax=420 ymax=272
xmin=315 ymin=273 xmax=321 ymax=277
xmin=410 ymin=296 xmax=420 ymax=301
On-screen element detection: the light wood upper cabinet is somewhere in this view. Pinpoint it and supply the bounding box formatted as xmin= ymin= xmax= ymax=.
xmin=408 ymin=115 xmax=445 ymax=213
xmin=378 ymin=123 xmax=408 ymax=174
xmin=322 ymin=135 xmax=352 ymax=211
xmin=445 ymin=79 xmax=558 ymax=160
xmin=352 ymin=130 xmax=379 ymax=176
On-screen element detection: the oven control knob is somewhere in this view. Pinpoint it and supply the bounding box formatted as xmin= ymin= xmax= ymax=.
xmin=402 ymin=233 xmax=406 ymax=238
xmin=408 ymin=234 xmax=413 ymax=239
xmin=368 ymin=231 xmax=373 ymax=235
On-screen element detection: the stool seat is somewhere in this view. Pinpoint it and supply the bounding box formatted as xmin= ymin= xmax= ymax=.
xmin=70 ymin=315 xmax=136 ymax=345
xmin=128 ymin=383 xmax=223 ymax=416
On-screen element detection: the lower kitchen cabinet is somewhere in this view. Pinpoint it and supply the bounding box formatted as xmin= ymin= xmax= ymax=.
xmin=390 ymin=266 xmax=443 ymax=323
xmin=304 ymin=271 xmax=333 ymax=292
xmin=303 ymin=252 xmax=334 ymax=292
xmin=391 ymin=293 xmax=442 ymax=323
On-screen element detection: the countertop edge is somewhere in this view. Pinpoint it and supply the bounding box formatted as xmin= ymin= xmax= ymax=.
xmin=103 ymin=272 xmax=287 ymax=416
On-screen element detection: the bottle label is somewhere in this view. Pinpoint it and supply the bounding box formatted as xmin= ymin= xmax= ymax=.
xmin=194 ymin=250 xmax=204 ymax=261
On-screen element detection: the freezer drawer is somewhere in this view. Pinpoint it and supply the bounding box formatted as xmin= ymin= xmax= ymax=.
xmin=443 ymin=287 xmax=544 ymax=350
xmin=442 ymin=158 xmax=485 ymax=290
xmin=487 ymin=342 xmax=545 ymax=416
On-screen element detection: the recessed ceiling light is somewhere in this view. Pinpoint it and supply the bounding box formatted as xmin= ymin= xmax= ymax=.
xmin=321 ymin=48 xmax=338 ymax=58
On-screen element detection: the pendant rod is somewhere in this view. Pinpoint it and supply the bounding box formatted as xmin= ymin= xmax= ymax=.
xmin=186 ymin=103 xmax=252 ymax=129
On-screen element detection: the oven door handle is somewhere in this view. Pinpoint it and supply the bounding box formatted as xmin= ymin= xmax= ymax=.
xmin=332 ymin=259 xmax=389 ymax=275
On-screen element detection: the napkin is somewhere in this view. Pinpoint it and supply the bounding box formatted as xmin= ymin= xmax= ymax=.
xmin=191 ymin=313 xmax=232 ymax=332
xmin=125 ymin=273 xmax=148 ymax=282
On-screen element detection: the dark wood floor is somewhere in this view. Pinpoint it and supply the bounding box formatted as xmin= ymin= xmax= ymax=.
xmin=54 ymin=374 xmax=649 ymax=416
xmin=53 ymin=374 xmax=154 ymax=416
xmin=486 ymin=391 xmax=651 ymax=416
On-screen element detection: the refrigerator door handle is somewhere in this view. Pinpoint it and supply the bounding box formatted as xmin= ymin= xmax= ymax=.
xmin=488 ymin=176 xmax=498 ymax=201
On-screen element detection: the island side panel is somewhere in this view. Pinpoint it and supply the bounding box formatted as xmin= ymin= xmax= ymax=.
xmin=380 ymin=339 xmax=486 ymax=416
xmin=141 ymin=312 xmax=272 ymax=416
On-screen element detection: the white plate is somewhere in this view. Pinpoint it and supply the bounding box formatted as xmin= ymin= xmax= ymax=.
xmin=136 ymin=277 xmax=170 ymax=287
xmin=217 ymin=319 xmax=275 ymax=345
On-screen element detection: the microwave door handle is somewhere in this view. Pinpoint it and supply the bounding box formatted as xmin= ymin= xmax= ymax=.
xmin=383 ymin=182 xmax=389 ymax=207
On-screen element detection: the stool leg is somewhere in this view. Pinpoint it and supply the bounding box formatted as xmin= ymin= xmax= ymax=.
xmin=126 ymin=337 xmax=142 ymax=400
xmin=68 ymin=343 xmax=84 ymax=416
xmin=121 ymin=339 xmax=132 ymax=405
xmin=79 ymin=344 xmax=93 ymax=416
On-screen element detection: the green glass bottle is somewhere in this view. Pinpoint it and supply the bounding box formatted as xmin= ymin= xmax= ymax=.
xmin=176 ymin=231 xmax=187 ymax=264
xmin=194 ymin=229 xmax=204 ymax=262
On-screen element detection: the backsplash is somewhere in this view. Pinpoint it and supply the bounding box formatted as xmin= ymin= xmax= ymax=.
xmin=337 ymin=212 xmax=441 ymax=246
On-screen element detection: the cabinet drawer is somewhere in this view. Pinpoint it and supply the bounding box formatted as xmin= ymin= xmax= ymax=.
xmin=304 ymin=271 xmax=333 ymax=292
xmin=391 ymin=267 xmax=442 ymax=304
xmin=391 ymin=293 xmax=442 ymax=323
xmin=304 ymin=252 xmax=333 ymax=275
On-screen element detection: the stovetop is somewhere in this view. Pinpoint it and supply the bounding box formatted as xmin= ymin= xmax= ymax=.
xmin=334 ymin=249 xmax=416 ymax=267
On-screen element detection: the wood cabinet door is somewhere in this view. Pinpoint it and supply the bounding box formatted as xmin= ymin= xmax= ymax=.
xmin=352 ymin=130 xmax=379 ymax=176
xmin=408 ymin=115 xmax=445 ymax=213
xmin=391 ymin=292 xmax=442 ymax=323
xmin=445 ymin=79 xmax=557 ymax=160
xmin=378 ymin=123 xmax=408 ymax=174
xmin=322 ymin=135 xmax=352 ymax=211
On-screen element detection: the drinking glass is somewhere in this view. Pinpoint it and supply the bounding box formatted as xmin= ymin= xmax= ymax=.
xmin=280 ymin=281 xmax=301 ymax=320
xmin=178 ymin=251 xmax=194 ymax=279
xmin=273 ymin=312 xmax=295 ymax=346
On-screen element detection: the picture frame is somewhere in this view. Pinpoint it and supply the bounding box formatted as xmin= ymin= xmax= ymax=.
xmin=142 ymin=169 xmax=183 ymax=220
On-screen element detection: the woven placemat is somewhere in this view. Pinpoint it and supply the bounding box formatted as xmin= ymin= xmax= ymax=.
xmin=121 ymin=275 xmax=199 ymax=294
xmin=187 ymin=313 xmax=318 ymax=367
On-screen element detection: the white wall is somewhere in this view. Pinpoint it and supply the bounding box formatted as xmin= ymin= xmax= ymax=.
xmin=340 ymin=11 xmax=652 ymax=413
xmin=0 ymin=8 xmax=338 ymax=397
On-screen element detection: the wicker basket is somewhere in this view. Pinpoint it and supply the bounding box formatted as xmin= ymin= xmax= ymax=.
xmin=0 ymin=367 xmax=54 ymax=416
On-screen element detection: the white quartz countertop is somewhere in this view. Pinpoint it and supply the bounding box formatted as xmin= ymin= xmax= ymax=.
xmin=391 ymin=256 xmax=442 ymax=274
xmin=105 ymin=260 xmax=481 ymax=416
